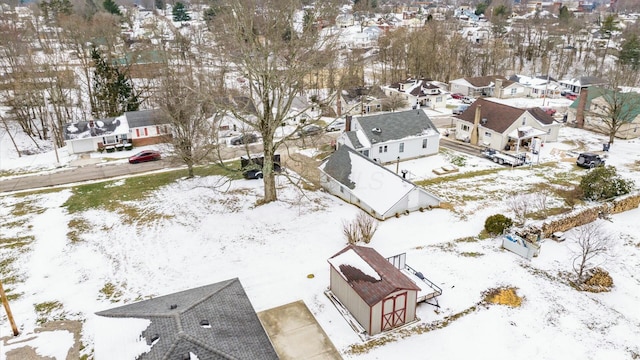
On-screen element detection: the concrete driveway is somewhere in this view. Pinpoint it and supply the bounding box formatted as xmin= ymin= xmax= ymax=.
xmin=258 ymin=300 xmax=342 ymax=360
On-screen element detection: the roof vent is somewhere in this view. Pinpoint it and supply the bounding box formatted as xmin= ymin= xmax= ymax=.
xmin=200 ymin=319 xmax=211 ymax=328
xmin=150 ymin=334 xmax=160 ymax=344
xmin=170 ymin=304 xmax=178 ymax=310
xmin=481 ymin=118 xmax=488 ymax=125
xmin=372 ymin=127 xmax=382 ymax=133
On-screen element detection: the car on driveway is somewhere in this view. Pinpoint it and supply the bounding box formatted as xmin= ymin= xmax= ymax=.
xmin=296 ymin=124 xmax=323 ymax=137
xmin=452 ymin=104 xmax=469 ymax=115
xmin=242 ymin=163 xmax=282 ymax=180
xmin=462 ymin=96 xmax=475 ymax=104
xmin=325 ymin=119 xmax=346 ymax=132
xmin=576 ymin=152 xmax=605 ymax=168
xmin=450 ymin=93 xmax=465 ymax=100
xmin=230 ymin=133 xmax=258 ymax=145
xmin=129 ymin=150 xmax=161 ymax=164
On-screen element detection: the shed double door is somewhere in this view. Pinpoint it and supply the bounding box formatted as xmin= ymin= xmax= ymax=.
xmin=381 ymin=292 xmax=407 ymax=331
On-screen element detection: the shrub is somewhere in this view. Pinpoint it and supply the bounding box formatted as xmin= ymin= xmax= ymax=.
xmin=343 ymin=211 xmax=379 ymax=244
xmin=484 ymin=214 xmax=513 ymax=235
xmin=579 ymin=165 xmax=634 ymax=201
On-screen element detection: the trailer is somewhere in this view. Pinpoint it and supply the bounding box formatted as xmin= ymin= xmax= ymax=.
xmin=386 ymin=253 xmax=442 ymax=307
xmin=482 ymin=148 xmax=529 ymax=167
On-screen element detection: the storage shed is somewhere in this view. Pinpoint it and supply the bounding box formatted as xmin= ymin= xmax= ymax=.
xmin=328 ymin=245 xmax=420 ymax=336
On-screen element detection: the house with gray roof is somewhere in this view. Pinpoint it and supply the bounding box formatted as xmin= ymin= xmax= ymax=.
xmin=454 ymin=98 xmax=561 ymax=151
xmin=558 ymin=76 xmax=607 ymax=94
xmin=337 ymin=110 xmax=439 ymax=163
xmin=319 ymin=146 xmax=441 ymax=220
xmin=95 ymin=278 xmax=278 ymax=360
xmin=449 ymin=75 xmax=514 ymax=97
xmin=383 ymin=78 xmax=447 ymax=110
xmin=126 ymin=109 xmax=172 ymax=147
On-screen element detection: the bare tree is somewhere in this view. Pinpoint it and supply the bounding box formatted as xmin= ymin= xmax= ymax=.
xmin=586 ymin=71 xmax=640 ymax=145
xmin=209 ymin=0 xmax=339 ymax=203
xmin=507 ymin=193 xmax=531 ymax=224
xmin=342 ymin=211 xmax=379 ymax=244
xmin=571 ymin=222 xmax=613 ymax=284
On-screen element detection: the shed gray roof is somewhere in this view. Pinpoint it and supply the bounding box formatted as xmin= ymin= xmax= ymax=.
xmin=96 ymin=278 xmax=278 ymax=360
xmin=125 ymin=109 xmax=166 ymax=128
xmin=356 ymin=110 xmax=438 ymax=145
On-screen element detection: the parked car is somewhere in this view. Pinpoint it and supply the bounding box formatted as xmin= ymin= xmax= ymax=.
xmin=297 ymin=124 xmax=323 ymax=137
xmin=325 ymin=119 xmax=346 ymax=132
xmin=230 ymin=133 xmax=258 ymax=145
xmin=450 ymin=93 xmax=465 ymax=100
xmin=462 ymin=96 xmax=475 ymax=104
xmin=563 ymin=92 xmax=578 ymax=100
xmin=128 ymin=150 xmax=161 ymax=164
xmin=452 ymin=104 xmax=469 ymax=115
xmin=242 ymin=163 xmax=282 ymax=180
xmin=541 ymin=107 xmax=557 ymax=116
xmin=576 ymin=152 xmax=605 ymax=168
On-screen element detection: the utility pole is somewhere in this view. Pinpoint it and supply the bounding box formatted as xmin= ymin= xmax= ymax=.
xmin=0 ymin=279 xmax=19 ymax=336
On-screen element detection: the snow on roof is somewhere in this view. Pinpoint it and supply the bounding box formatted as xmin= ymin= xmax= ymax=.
xmin=93 ymin=317 xmax=151 ymax=359
xmin=346 ymin=150 xmax=416 ymax=215
xmin=328 ymin=248 xmax=381 ymax=281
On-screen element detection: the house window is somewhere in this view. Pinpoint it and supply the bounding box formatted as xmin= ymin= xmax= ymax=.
xmin=522 ymin=117 xmax=526 ymax=125
xmin=136 ymin=129 xmax=140 ymax=137
xmin=436 ymin=97 xmax=442 ymax=103
xmin=144 ymin=128 xmax=148 ymax=136
xmin=484 ymin=132 xmax=492 ymax=138
xmin=383 ymin=145 xmax=388 ymax=153
xmin=379 ymin=146 xmax=383 ymax=153
xmin=340 ymin=186 xmax=345 ymax=194
xmin=363 ymin=149 xmax=369 ymax=157
xmin=461 ymin=124 xmax=470 ymax=131
xmin=399 ymin=143 xmax=404 ymax=153
xmin=510 ymin=88 xmax=517 ymax=95
xmin=422 ymin=139 xmax=428 ymax=148
xmin=156 ymin=126 xmax=160 ymax=135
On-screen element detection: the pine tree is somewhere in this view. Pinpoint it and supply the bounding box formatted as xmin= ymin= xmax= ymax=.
xmin=91 ymin=48 xmax=139 ymax=118
xmin=103 ymin=0 xmax=122 ymax=16
xmin=172 ymin=2 xmax=191 ymax=22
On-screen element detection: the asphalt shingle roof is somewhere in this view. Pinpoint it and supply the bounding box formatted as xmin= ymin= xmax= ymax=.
xmin=329 ymin=245 xmax=420 ymax=306
xmin=96 ymin=278 xmax=278 ymax=360
xmin=456 ymin=98 xmax=554 ymax=133
xmin=125 ymin=109 xmax=165 ymax=128
xmin=356 ymin=109 xmax=438 ymax=144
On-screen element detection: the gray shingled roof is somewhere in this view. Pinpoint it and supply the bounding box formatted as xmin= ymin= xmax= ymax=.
xmin=96 ymin=278 xmax=278 ymax=360
xmin=321 ymin=146 xmax=356 ymax=189
xmin=345 ymin=131 xmax=364 ymax=149
xmin=356 ymin=110 xmax=438 ymax=145
xmin=125 ymin=109 xmax=165 ymax=128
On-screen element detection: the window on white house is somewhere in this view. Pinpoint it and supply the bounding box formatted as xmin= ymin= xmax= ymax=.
xmin=383 ymin=145 xmax=388 ymax=152
xmin=484 ymin=132 xmax=492 ymax=137
xmin=522 ymin=117 xmax=526 ymax=125
xmin=436 ymin=97 xmax=442 ymax=102
xmin=422 ymin=139 xmax=428 ymax=148
xmin=511 ymin=88 xmax=517 ymax=95
xmin=379 ymin=146 xmax=383 ymax=153
xmin=461 ymin=124 xmax=470 ymax=131
xmin=399 ymin=143 xmax=404 ymax=152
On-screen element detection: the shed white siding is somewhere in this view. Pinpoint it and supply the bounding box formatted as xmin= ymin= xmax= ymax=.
xmin=329 ymin=267 xmax=373 ymax=333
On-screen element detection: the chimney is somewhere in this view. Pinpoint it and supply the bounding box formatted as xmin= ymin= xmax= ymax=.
xmin=345 ymin=115 xmax=352 ymax=132
xmin=495 ymin=79 xmax=503 ymax=99
xmin=471 ymin=104 xmax=481 ymax=145
xmin=575 ymin=87 xmax=588 ymax=128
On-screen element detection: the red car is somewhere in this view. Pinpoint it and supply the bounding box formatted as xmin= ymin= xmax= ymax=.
xmin=451 ymin=93 xmax=465 ymax=100
xmin=128 ymin=150 xmax=161 ymax=164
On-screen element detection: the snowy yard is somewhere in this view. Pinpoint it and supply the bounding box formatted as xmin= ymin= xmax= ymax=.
xmin=1 ymin=123 xmax=639 ymax=360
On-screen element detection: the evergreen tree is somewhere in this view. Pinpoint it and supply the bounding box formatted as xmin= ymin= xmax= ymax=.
xmin=558 ymin=5 xmax=573 ymax=23
xmin=103 ymin=0 xmax=122 ymax=16
xmin=172 ymin=2 xmax=191 ymax=22
xmin=155 ymin=0 xmax=164 ymax=11
xmin=91 ymin=48 xmax=139 ymax=118
xmin=619 ymin=34 xmax=640 ymax=70
xmin=39 ymin=0 xmax=73 ymax=21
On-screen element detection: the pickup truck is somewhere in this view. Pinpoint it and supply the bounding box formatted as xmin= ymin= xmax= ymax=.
xmin=482 ymin=148 xmax=528 ymax=167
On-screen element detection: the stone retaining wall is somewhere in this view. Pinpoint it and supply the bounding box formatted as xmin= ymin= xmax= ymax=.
xmin=540 ymin=192 xmax=640 ymax=237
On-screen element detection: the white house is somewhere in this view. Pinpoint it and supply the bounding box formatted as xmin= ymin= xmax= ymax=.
xmin=319 ymin=146 xmax=441 ymax=220
xmin=63 ymin=116 xmax=129 ymax=154
xmin=449 ymin=75 xmax=511 ymax=97
xmin=558 ymin=76 xmax=607 ymax=94
xmin=383 ymin=78 xmax=447 ymax=110
xmin=337 ymin=110 xmax=440 ymax=163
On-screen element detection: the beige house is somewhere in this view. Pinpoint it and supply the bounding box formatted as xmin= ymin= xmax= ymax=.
xmin=454 ymin=98 xmax=561 ymax=151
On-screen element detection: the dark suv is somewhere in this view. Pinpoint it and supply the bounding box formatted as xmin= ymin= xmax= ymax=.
xmin=576 ymin=153 xmax=605 ymax=168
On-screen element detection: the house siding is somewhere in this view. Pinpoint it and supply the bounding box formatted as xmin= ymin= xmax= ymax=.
xmin=370 ymin=136 xmax=438 ymax=163
xmin=319 ymin=173 xmax=382 ymax=219
xmin=329 ymin=267 xmax=372 ymax=333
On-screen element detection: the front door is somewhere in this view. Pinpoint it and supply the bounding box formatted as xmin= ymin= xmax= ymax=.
xmin=381 ymin=292 xmax=407 ymax=331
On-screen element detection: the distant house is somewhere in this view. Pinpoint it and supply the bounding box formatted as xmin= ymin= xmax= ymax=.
xmin=492 ymin=78 xmax=527 ymax=99
xmin=509 ymin=74 xmax=564 ymax=99
xmin=454 ymin=98 xmax=561 ymax=151
xmin=567 ymin=86 xmax=640 ymax=140
xmin=449 ymin=75 xmax=512 ymax=97
xmin=383 ymin=78 xmax=447 ymax=110
xmin=63 ymin=116 xmax=129 ymax=154
xmin=558 ymin=76 xmax=607 ymax=94
xmin=126 ymin=109 xmax=172 ymax=146
xmin=63 ymin=109 xmax=172 ymax=154
xmin=337 ymin=110 xmax=440 ymax=163
xmin=326 ymin=86 xmax=387 ymax=117
xmin=328 ymin=244 xmax=420 ymax=336
xmin=319 ymin=146 xmax=441 ymax=220
xmin=95 ymin=278 xmax=279 ymax=360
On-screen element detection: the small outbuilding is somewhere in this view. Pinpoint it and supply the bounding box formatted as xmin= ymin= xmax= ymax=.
xmin=328 ymin=244 xmax=421 ymax=336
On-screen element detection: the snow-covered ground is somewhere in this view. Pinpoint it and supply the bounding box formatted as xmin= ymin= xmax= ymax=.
xmin=1 ymin=121 xmax=639 ymax=359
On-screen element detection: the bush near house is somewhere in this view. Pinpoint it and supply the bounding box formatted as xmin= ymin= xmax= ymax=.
xmin=484 ymin=214 xmax=513 ymax=235
xmin=579 ymin=166 xmax=634 ymax=201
